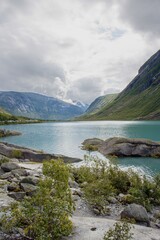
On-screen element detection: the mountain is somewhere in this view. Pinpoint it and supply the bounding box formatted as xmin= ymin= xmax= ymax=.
xmin=0 ymin=92 xmax=85 ymax=120
xmin=82 ymin=50 xmax=160 ymax=120
xmin=0 ymin=108 xmax=18 ymax=121
xmin=72 ymin=100 xmax=89 ymax=112
xmin=85 ymin=93 xmax=118 ymax=115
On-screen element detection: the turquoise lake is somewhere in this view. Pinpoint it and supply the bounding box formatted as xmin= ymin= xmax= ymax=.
xmin=1 ymin=121 xmax=160 ymax=175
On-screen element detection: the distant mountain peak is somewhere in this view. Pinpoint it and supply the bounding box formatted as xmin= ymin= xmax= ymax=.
xmin=0 ymin=91 xmax=86 ymax=120
xmin=138 ymin=49 xmax=160 ymax=75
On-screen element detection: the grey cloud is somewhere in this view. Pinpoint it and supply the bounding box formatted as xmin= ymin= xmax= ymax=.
xmin=67 ymin=77 xmax=105 ymax=103
xmin=118 ymin=0 xmax=160 ymax=36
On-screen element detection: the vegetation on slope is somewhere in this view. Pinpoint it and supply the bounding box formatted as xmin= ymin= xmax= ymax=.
xmin=0 ymin=108 xmax=18 ymax=121
xmin=72 ymin=159 xmax=160 ymax=212
xmin=81 ymin=50 xmax=160 ymax=120
xmin=85 ymin=93 xmax=118 ymax=115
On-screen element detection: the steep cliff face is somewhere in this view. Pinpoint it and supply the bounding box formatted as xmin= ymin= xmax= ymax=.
xmin=120 ymin=50 xmax=160 ymax=96
xmin=83 ymin=50 xmax=160 ymax=120
xmin=0 ymin=92 xmax=85 ymax=120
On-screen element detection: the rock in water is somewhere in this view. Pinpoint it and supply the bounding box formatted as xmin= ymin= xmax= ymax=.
xmin=82 ymin=137 xmax=160 ymax=158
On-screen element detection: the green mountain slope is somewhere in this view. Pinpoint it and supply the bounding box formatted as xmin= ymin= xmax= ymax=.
xmin=83 ymin=50 xmax=160 ymax=120
xmin=85 ymin=93 xmax=118 ymax=115
xmin=0 ymin=108 xmax=18 ymax=121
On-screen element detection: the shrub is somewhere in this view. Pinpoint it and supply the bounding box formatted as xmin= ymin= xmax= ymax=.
xmin=0 ymin=159 xmax=74 ymax=240
xmin=0 ymin=157 xmax=9 ymax=165
xmin=72 ymin=158 xmax=160 ymax=212
xmin=11 ymin=149 xmax=22 ymax=158
xmin=103 ymin=221 xmax=133 ymax=240
xmin=83 ymin=144 xmax=98 ymax=151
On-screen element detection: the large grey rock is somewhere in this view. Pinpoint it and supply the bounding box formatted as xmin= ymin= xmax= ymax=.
xmin=20 ymin=176 xmax=39 ymax=185
xmin=0 ymin=142 xmax=82 ymax=163
xmin=20 ymin=183 xmax=37 ymax=195
xmin=1 ymin=162 xmax=20 ymax=172
xmin=11 ymin=168 xmax=28 ymax=177
xmin=121 ymin=203 xmax=150 ymax=226
xmin=0 ymin=172 xmax=13 ymax=180
xmin=8 ymin=191 xmax=26 ymax=201
xmin=82 ymin=137 xmax=160 ymax=158
xmin=0 ymin=129 xmax=21 ymax=138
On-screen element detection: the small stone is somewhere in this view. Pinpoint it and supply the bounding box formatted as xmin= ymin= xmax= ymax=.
xmin=7 ymin=182 xmax=20 ymax=192
xmin=153 ymin=210 xmax=160 ymax=219
xmin=72 ymin=195 xmax=80 ymax=201
xmin=118 ymin=193 xmax=125 ymax=202
xmin=0 ymin=168 xmax=5 ymax=176
xmin=69 ymin=178 xmax=79 ymax=188
xmin=8 ymin=192 xmax=26 ymax=201
xmin=71 ymin=188 xmax=82 ymax=197
xmin=10 ymin=158 xmax=20 ymax=163
xmin=80 ymin=181 xmax=88 ymax=187
xmin=93 ymin=208 xmax=100 ymax=215
xmin=90 ymin=227 xmax=97 ymax=231
xmin=108 ymin=196 xmax=118 ymax=204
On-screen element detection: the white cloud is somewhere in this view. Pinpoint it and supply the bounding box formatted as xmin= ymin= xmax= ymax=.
xmin=0 ymin=0 xmax=160 ymax=103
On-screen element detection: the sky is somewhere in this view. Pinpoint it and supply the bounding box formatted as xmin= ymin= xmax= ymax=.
xmin=0 ymin=0 xmax=160 ymax=104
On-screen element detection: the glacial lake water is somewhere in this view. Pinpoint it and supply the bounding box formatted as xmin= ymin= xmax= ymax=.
xmin=1 ymin=121 xmax=160 ymax=176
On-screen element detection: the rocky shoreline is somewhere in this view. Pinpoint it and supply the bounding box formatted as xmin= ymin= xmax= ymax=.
xmin=0 ymin=129 xmax=21 ymax=138
xmin=0 ymin=139 xmax=160 ymax=239
xmin=0 ymin=142 xmax=82 ymax=163
xmin=82 ymin=137 xmax=160 ymax=158
xmin=0 ymin=153 xmax=160 ymax=239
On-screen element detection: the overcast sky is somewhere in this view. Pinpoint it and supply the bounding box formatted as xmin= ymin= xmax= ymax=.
xmin=0 ymin=0 xmax=160 ymax=103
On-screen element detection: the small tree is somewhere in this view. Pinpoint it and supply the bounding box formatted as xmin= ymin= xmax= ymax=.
xmin=1 ymin=159 xmax=73 ymax=240
xmin=103 ymin=222 xmax=133 ymax=240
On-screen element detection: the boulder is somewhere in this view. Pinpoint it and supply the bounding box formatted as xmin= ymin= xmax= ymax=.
xmin=7 ymin=182 xmax=20 ymax=192
xmin=121 ymin=203 xmax=150 ymax=226
xmin=8 ymin=192 xmax=26 ymax=201
xmin=20 ymin=176 xmax=39 ymax=185
xmin=0 ymin=172 xmax=13 ymax=180
xmin=69 ymin=178 xmax=79 ymax=189
xmin=11 ymin=168 xmax=28 ymax=177
xmin=20 ymin=183 xmax=37 ymax=195
xmin=0 ymin=142 xmax=82 ymax=163
xmin=1 ymin=162 xmax=20 ymax=172
xmin=82 ymin=137 xmax=160 ymax=158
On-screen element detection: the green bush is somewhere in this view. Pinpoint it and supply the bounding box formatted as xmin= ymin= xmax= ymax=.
xmin=0 ymin=157 xmax=9 ymax=165
xmin=103 ymin=221 xmax=133 ymax=240
xmin=11 ymin=149 xmax=22 ymax=158
xmin=83 ymin=144 xmax=98 ymax=151
xmin=0 ymin=159 xmax=74 ymax=240
xmin=72 ymin=159 xmax=160 ymax=211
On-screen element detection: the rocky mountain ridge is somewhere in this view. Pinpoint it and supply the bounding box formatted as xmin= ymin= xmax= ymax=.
xmin=0 ymin=91 xmax=86 ymax=120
